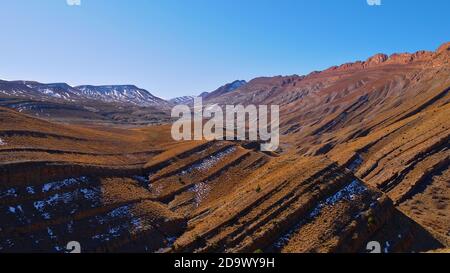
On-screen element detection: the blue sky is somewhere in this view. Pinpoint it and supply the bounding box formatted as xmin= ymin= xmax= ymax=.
xmin=1 ymin=0 xmax=449 ymax=99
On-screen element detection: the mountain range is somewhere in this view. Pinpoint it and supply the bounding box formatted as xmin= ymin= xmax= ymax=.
xmin=0 ymin=41 xmax=448 ymax=253
xmin=0 ymin=81 xmax=169 ymax=107
xmin=168 ymin=80 xmax=247 ymax=105
xmin=0 ymin=76 xmax=250 ymax=123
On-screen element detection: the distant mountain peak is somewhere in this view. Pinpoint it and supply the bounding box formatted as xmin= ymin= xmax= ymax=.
xmin=0 ymin=80 xmax=169 ymax=107
xmin=75 ymin=84 xmax=168 ymax=106
xmin=437 ymin=41 xmax=450 ymax=53
xmin=322 ymin=42 xmax=450 ymax=74
xmin=169 ymin=96 xmax=196 ymax=105
xmin=201 ymin=80 xmax=247 ymax=100
xmin=228 ymin=80 xmax=247 ymax=89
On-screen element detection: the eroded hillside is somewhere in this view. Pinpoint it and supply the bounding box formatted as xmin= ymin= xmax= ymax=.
xmin=0 ymin=42 xmax=449 ymax=253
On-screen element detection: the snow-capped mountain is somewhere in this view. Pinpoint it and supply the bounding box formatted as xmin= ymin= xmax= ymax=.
xmin=0 ymin=80 xmax=83 ymax=102
xmin=0 ymin=80 xmax=169 ymax=107
xmin=169 ymin=96 xmax=196 ymax=105
xmin=22 ymin=82 xmax=81 ymax=101
xmin=0 ymin=78 xmax=248 ymax=110
xmin=75 ymin=85 xmax=169 ymax=107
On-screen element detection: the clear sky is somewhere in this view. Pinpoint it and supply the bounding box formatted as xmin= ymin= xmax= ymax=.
xmin=1 ymin=0 xmax=449 ymax=99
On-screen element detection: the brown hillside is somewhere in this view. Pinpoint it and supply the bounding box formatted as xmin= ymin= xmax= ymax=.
xmin=0 ymin=42 xmax=448 ymax=253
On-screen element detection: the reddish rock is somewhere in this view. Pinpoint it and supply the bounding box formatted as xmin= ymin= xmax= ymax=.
xmin=365 ymin=53 xmax=388 ymax=66
xmin=437 ymin=42 xmax=450 ymax=53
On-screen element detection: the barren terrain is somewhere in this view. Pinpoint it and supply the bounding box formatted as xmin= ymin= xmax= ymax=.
xmin=0 ymin=42 xmax=449 ymax=253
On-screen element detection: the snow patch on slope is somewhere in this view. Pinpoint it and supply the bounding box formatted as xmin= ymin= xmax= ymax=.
xmin=75 ymin=85 xmax=168 ymax=106
xmin=169 ymin=96 xmax=195 ymax=105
